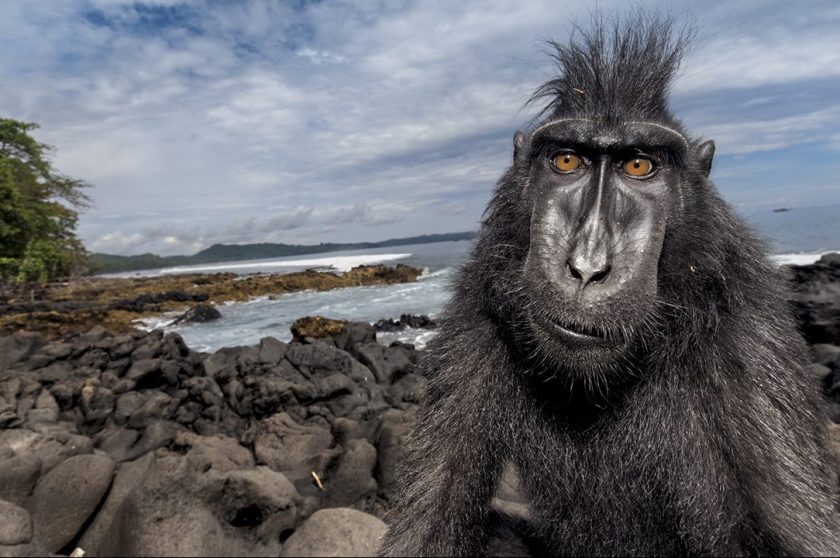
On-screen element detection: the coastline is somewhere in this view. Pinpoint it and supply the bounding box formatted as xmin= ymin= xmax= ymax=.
xmin=0 ymin=264 xmax=422 ymax=340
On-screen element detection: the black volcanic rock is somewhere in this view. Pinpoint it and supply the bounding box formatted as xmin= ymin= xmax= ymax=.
xmin=373 ymin=314 xmax=436 ymax=332
xmin=790 ymin=253 xmax=840 ymax=345
xmin=173 ymin=303 xmax=223 ymax=324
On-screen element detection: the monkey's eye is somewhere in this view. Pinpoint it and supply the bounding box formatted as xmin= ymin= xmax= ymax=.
xmin=622 ymin=157 xmax=655 ymax=178
xmin=550 ymin=152 xmax=582 ymax=173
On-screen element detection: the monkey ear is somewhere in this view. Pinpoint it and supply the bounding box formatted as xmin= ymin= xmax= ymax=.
xmin=513 ymin=131 xmax=529 ymax=163
xmin=696 ymin=140 xmax=715 ymax=177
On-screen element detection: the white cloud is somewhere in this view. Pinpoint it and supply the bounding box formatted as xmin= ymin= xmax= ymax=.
xmin=1 ymin=0 xmax=839 ymax=255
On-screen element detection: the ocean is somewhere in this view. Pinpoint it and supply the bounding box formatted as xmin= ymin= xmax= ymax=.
xmin=137 ymin=203 xmax=840 ymax=352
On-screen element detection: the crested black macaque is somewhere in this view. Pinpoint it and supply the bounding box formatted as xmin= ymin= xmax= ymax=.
xmin=378 ymin=18 xmax=840 ymax=558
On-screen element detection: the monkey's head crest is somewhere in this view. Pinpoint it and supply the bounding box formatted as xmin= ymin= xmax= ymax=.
xmin=491 ymin=16 xmax=715 ymax=376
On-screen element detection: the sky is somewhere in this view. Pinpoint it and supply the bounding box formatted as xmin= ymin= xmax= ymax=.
xmin=1 ymin=0 xmax=839 ymax=256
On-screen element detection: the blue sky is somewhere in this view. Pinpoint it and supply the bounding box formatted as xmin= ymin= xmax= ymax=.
xmin=1 ymin=0 xmax=839 ymax=256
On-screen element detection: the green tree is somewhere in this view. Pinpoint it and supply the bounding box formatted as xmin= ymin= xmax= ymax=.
xmin=0 ymin=118 xmax=91 ymax=284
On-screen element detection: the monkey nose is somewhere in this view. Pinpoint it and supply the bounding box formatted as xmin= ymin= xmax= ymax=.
xmin=566 ymin=256 xmax=611 ymax=287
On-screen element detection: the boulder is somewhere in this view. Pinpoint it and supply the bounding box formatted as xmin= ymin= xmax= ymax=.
xmin=0 ymin=454 xmax=42 ymax=507
xmin=280 ymin=508 xmax=387 ymax=557
xmin=80 ymin=384 xmax=116 ymax=426
xmin=375 ymin=409 xmax=412 ymax=503
xmin=320 ymin=439 xmax=378 ymax=511
xmin=125 ymin=358 xmax=163 ymax=385
xmin=259 ymin=337 xmax=288 ymax=365
xmin=285 ymin=344 xmax=375 ymax=384
xmin=291 ymin=316 xmax=348 ymax=341
xmin=27 ymin=454 xmax=115 ymax=553
xmin=0 ymin=500 xmax=32 ymax=546
xmin=25 ymin=390 xmax=59 ymax=425
xmin=100 ymin=451 xmax=298 ymax=557
xmin=335 ymin=322 xmax=377 ymax=352
xmin=175 ymin=432 xmax=255 ymax=473
xmin=353 ymin=343 xmax=413 ymax=384
xmin=78 ymin=452 xmax=155 ymax=556
xmin=127 ymin=391 xmax=178 ymax=429
xmin=0 ymin=428 xmax=93 ymax=474
xmin=173 ymin=304 xmax=222 ymax=324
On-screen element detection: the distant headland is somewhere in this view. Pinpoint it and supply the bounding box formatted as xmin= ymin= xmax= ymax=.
xmin=91 ymin=231 xmax=478 ymax=274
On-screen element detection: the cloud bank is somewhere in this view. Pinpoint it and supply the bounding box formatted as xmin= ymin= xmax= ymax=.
xmin=1 ymin=0 xmax=838 ymax=255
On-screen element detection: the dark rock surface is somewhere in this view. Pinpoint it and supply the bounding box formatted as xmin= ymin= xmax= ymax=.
xmin=280 ymin=507 xmax=388 ymax=558
xmin=27 ymin=454 xmax=115 ymax=553
xmin=0 ymin=318 xmax=429 ymax=556
xmin=172 ymin=303 xmax=223 ymax=324
xmin=791 ymin=253 xmax=840 ymax=345
xmin=0 ymin=254 xmax=836 ymax=556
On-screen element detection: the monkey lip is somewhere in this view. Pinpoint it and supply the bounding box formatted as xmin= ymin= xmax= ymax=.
xmin=531 ymin=312 xmax=614 ymax=346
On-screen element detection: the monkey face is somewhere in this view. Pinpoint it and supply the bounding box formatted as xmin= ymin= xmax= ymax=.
xmin=515 ymin=119 xmax=710 ymax=371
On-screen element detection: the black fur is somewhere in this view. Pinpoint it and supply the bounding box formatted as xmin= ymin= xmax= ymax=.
xmin=379 ymin=17 xmax=840 ymax=557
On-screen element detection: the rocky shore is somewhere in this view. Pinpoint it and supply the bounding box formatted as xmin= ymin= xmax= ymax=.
xmin=0 ymin=264 xmax=422 ymax=340
xmin=0 ymin=254 xmax=838 ymax=556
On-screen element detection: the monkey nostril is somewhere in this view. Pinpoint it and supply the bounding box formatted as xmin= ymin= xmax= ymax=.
xmin=567 ymin=260 xmax=610 ymax=286
xmin=590 ymin=265 xmax=611 ymax=284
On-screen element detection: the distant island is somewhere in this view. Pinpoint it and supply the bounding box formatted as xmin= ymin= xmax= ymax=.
xmin=91 ymin=231 xmax=478 ymax=274
xmin=772 ymin=208 xmax=793 ymax=213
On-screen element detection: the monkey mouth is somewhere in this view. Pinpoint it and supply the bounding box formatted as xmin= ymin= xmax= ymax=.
xmin=530 ymin=312 xmax=615 ymax=346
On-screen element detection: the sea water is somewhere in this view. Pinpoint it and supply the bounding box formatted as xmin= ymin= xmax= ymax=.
xmin=138 ymin=203 xmax=840 ymax=352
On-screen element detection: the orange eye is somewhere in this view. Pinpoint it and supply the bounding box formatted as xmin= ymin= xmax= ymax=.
xmin=551 ymin=152 xmax=582 ymax=173
xmin=623 ymin=157 xmax=654 ymax=177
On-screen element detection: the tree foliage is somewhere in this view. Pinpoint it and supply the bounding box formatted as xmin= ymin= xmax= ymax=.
xmin=0 ymin=118 xmax=91 ymax=284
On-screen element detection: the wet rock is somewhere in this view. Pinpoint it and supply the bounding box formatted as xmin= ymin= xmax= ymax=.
xmin=0 ymin=500 xmax=32 ymax=546
xmin=373 ymin=314 xmax=436 ymax=332
xmin=280 ymin=508 xmax=387 ymax=557
xmin=27 ymin=454 xmax=115 ymax=553
xmin=0 ymin=454 xmax=42 ymax=507
xmin=173 ymin=303 xmax=222 ymax=324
